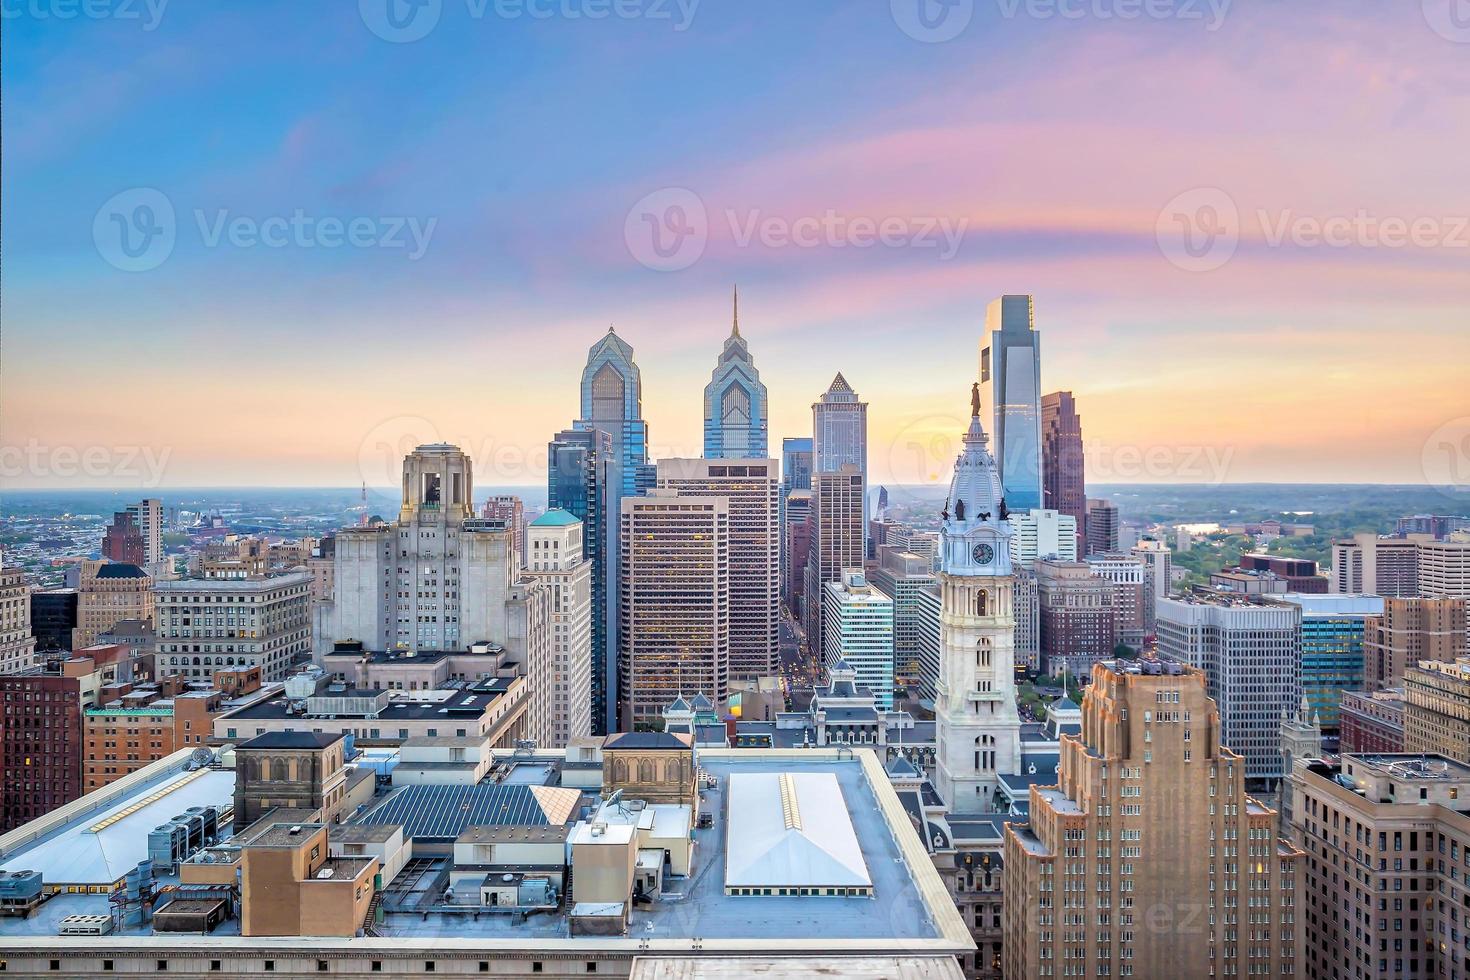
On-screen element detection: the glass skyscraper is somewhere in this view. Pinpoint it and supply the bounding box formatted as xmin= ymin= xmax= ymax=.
xmin=980 ymin=294 xmax=1042 ymax=513
xmin=577 ymin=327 xmax=648 ymax=498
xmin=703 ymin=287 xmax=768 ymax=459
xmin=781 ymin=437 xmax=813 ymax=493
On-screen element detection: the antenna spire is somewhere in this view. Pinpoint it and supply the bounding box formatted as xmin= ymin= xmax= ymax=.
xmin=731 ymin=284 xmax=740 ymax=338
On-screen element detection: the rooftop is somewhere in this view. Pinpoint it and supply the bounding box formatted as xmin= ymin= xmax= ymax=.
xmin=529 ymin=508 xmax=580 ymax=527
xmin=238 ymin=731 xmax=344 ymax=750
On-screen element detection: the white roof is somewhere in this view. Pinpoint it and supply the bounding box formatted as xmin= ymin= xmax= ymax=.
xmin=724 ymin=771 xmax=871 ymax=890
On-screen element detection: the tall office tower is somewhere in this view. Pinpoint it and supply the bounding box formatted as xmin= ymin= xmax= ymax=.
xmin=1365 ymin=596 xmax=1466 ymax=689
xmin=1040 ymin=390 xmax=1086 ymax=554
xmin=548 ymin=426 xmax=615 ymax=734
xmin=657 ymin=458 xmax=778 ymax=682
xmin=1036 ymin=559 xmax=1116 ymax=677
xmin=803 ymin=465 xmax=866 ymax=658
xmin=1084 ymin=552 xmax=1148 ymax=650
xmin=779 ymin=438 xmax=813 ymax=606
xmin=481 ymin=495 xmax=526 ymax=565
xmin=1005 ymin=507 xmax=1078 ymax=566
xmin=1331 ymin=532 xmax=1420 ymax=595
xmin=1012 ymin=568 xmax=1040 ymax=671
xmin=71 ymin=560 xmax=154 ymax=649
xmin=1157 ymin=592 xmax=1302 ymax=785
xmin=100 ymin=511 xmax=146 ymax=566
xmin=871 ymin=546 xmax=939 ymax=700
xmin=1403 ymin=657 xmax=1470 ymax=765
xmin=978 ymin=294 xmax=1041 ymax=512
xmin=154 ymin=573 xmax=313 ymax=681
xmin=1085 ymin=497 xmax=1119 ymax=554
xmin=0 ymin=567 xmax=36 ymax=675
xmin=1289 ymin=752 xmax=1470 ymax=980
xmin=812 ymin=374 xmax=867 ymax=476
xmin=1003 ymin=659 xmax=1304 ymax=980
xmin=618 ymin=491 xmax=729 ymax=729
xmin=126 ymin=498 xmax=165 ymax=574
xmin=1268 ymin=593 xmax=1382 ymax=732
xmin=577 ymin=327 xmax=648 ymax=498
xmin=1129 ymin=536 xmax=1172 ymax=624
xmin=524 ymin=510 xmax=593 ymax=747
xmin=822 ymin=569 xmax=895 ymax=710
xmin=782 ymin=490 xmax=812 ymax=615
xmin=934 ymin=386 xmax=1021 ymax=814
xmin=703 ymin=288 xmax=768 ymax=459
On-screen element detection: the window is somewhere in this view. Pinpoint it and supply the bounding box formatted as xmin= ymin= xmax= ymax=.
xmin=210 ymin=962 xmax=222 ymax=973
xmin=318 ymin=962 xmax=329 ymax=972
xmin=157 ymin=962 xmax=168 ymax=972
xmin=586 ymin=965 xmax=598 ymax=973
xmin=372 ymin=964 xmax=383 ymax=973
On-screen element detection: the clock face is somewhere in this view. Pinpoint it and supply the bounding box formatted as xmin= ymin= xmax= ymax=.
xmin=972 ymin=543 xmax=994 ymax=565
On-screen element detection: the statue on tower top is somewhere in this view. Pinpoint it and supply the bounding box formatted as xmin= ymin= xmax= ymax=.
xmin=971 ymin=381 xmax=981 ymax=419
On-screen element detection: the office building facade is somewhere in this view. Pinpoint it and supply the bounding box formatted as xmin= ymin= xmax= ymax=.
xmin=822 ymin=569 xmax=896 ymax=710
xmin=978 ymin=294 xmax=1041 ymax=512
xmin=703 ymin=288 xmax=768 ymax=459
xmin=1040 ymin=390 xmax=1086 ymax=555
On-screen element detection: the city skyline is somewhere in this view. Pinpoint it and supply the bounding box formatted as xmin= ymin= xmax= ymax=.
xmin=5 ymin=2 xmax=1468 ymax=490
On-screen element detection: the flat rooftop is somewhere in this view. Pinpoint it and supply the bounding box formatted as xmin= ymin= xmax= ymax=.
xmin=225 ymin=689 xmax=503 ymax=723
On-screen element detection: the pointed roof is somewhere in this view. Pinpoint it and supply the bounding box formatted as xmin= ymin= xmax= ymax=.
xmin=731 ymin=284 xmax=740 ymax=338
xmin=1050 ymin=696 xmax=1079 ymax=713
xmin=690 ymin=692 xmax=714 ymax=710
xmin=828 ymin=372 xmax=853 ymax=394
xmin=886 ymin=753 xmax=922 ymax=779
xmin=666 ymin=694 xmax=692 ymax=713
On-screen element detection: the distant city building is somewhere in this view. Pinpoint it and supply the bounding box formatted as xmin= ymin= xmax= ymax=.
xmin=822 ymin=570 xmax=895 ymax=711
xmin=619 ymin=491 xmax=729 ymax=729
xmin=782 ymin=490 xmax=812 ymax=617
xmin=1402 ymin=657 xmax=1470 ymax=765
xmin=84 ymin=685 xmax=235 ymax=792
xmin=657 ymin=458 xmax=779 ymax=683
xmin=1270 ymin=593 xmax=1383 ymax=732
xmin=577 ymin=327 xmax=649 ymax=498
xmin=1005 ymin=507 xmax=1078 ymax=567
xmin=1084 ymin=552 xmax=1148 ymax=650
xmin=978 ymin=294 xmax=1041 ymax=512
xmin=154 ymin=573 xmax=312 ymax=682
xmin=100 ymin=511 xmax=146 ymax=566
xmin=1331 ymin=533 xmax=1421 ymax=596
xmin=0 ymin=567 xmax=37 ymax=674
xmin=1396 ymin=513 xmax=1470 ymax=539
xmin=1338 ymin=688 xmax=1406 ymax=754
xmin=1364 ymin=596 xmax=1466 ymax=690
xmin=1130 ymin=536 xmax=1172 ymax=632
xmin=72 ymin=560 xmax=154 ymax=649
xmin=1004 ymin=659 xmax=1303 ymax=980
xmin=1236 ymin=552 xmax=1328 ymax=592
xmin=1418 ymin=538 xmax=1470 ymax=601
xmin=1036 ymin=559 xmax=1114 ymax=678
xmin=524 ymin=509 xmax=592 ymax=748
xmin=1157 ymin=591 xmax=1302 ymax=784
xmin=1084 ymin=497 xmax=1119 ymax=554
xmin=803 ymin=464 xmax=866 ymax=658
xmin=1040 ymin=390 xmax=1085 ymax=554
xmin=1011 ymin=568 xmax=1039 ymax=672
xmin=870 ymin=547 xmax=938 ymax=701
xmin=126 ymin=498 xmax=165 ymax=575
xmin=778 ymin=437 xmax=813 ymax=607
xmin=548 ymin=426 xmax=616 ymax=735
xmin=28 ymin=587 xmax=75 ymax=655
xmin=703 ymin=288 xmax=768 ymax=459
xmin=481 ymin=495 xmax=527 ymax=564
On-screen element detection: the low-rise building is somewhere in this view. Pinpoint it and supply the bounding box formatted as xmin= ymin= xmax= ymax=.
xmin=1338 ymin=688 xmax=1406 ymax=754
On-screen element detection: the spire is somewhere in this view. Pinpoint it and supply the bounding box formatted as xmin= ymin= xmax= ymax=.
xmin=608 ymin=323 xmax=615 ymax=334
xmin=731 ymin=285 xmax=740 ymax=338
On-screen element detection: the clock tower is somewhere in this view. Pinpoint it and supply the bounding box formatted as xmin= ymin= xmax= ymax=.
xmin=934 ymin=384 xmax=1022 ymax=814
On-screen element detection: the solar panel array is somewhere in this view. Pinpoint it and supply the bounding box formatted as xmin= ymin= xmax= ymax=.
xmin=359 ymin=784 xmax=558 ymax=840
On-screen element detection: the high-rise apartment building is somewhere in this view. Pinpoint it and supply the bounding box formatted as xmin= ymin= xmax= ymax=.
xmin=1289 ymin=752 xmax=1470 ymax=980
xmin=0 ymin=567 xmax=36 ymax=675
xmin=481 ymin=494 xmax=527 ymax=564
xmin=1084 ymin=552 xmax=1148 ymax=650
xmin=703 ymin=288 xmax=768 ymax=459
xmin=1003 ymin=658 xmax=1303 ymax=980
xmin=822 ymin=569 xmax=895 ymax=710
xmin=524 ymin=509 xmax=592 ymax=748
xmin=871 ymin=546 xmax=940 ymax=701
xmin=1269 ymin=593 xmax=1382 ymax=732
xmin=1040 ymin=390 xmax=1085 ymax=554
xmin=657 ymin=458 xmax=778 ymax=682
xmin=126 ymin=498 xmax=165 ymax=574
xmin=979 ymin=294 xmax=1041 ymax=512
xmin=1419 ymin=538 xmax=1470 ymax=600
xmin=577 ymin=327 xmax=648 ymax=498
xmin=154 ymin=573 xmax=312 ymax=681
xmin=548 ymin=426 xmax=615 ymax=735
xmin=1331 ymin=533 xmax=1421 ymax=596
xmin=1402 ymin=657 xmax=1470 ymax=765
xmin=1129 ymin=536 xmax=1172 ymax=634
xmin=1157 ymin=592 xmax=1302 ymax=784
xmin=1006 ymin=507 xmax=1078 ymax=567
xmin=101 ymin=511 xmax=146 ymax=566
xmin=803 ymin=465 xmax=866 ymax=656
xmin=1037 ymin=559 xmax=1115 ymax=678
xmin=1085 ymin=497 xmax=1119 ymax=555
xmin=71 ymin=560 xmax=154 ymax=649
xmin=1365 ymin=596 xmax=1467 ymax=689
xmin=618 ymin=491 xmax=730 ymax=729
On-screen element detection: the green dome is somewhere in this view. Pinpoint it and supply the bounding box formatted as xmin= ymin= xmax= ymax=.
xmin=529 ymin=508 xmax=580 ymax=528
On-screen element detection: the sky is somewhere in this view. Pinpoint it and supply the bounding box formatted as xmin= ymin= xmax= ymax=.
xmin=3 ymin=0 xmax=1468 ymax=492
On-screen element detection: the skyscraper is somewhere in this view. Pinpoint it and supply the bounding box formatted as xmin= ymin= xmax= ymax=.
xmin=1086 ymin=496 xmax=1120 ymax=554
xmin=822 ymin=569 xmax=895 ymax=710
xmin=978 ymin=295 xmax=1041 ymax=512
xmin=657 ymin=458 xmax=779 ymax=683
xmin=618 ymin=491 xmax=730 ymax=729
xmin=780 ymin=437 xmax=813 ymax=493
xmin=126 ymin=498 xmax=165 ymax=575
xmin=1040 ymin=390 xmax=1085 ymax=554
xmin=524 ymin=509 xmax=593 ymax=747
xmin=812 ymin=373 xmax=867 ymax=477
xmin=934 ymin=385 xmax=1021 ymax=814
xmin=577 ymin=327 xmax=648 ymax=498
xmin=703 ymin=287 xmax=768 ymax=459
xmin=100 ymin=511 xmax=145 ymax=566
xmin=804 ymin=375 xmax=868 ymax=655
xmin=548 ymin=427 xmax=616 ymax=734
